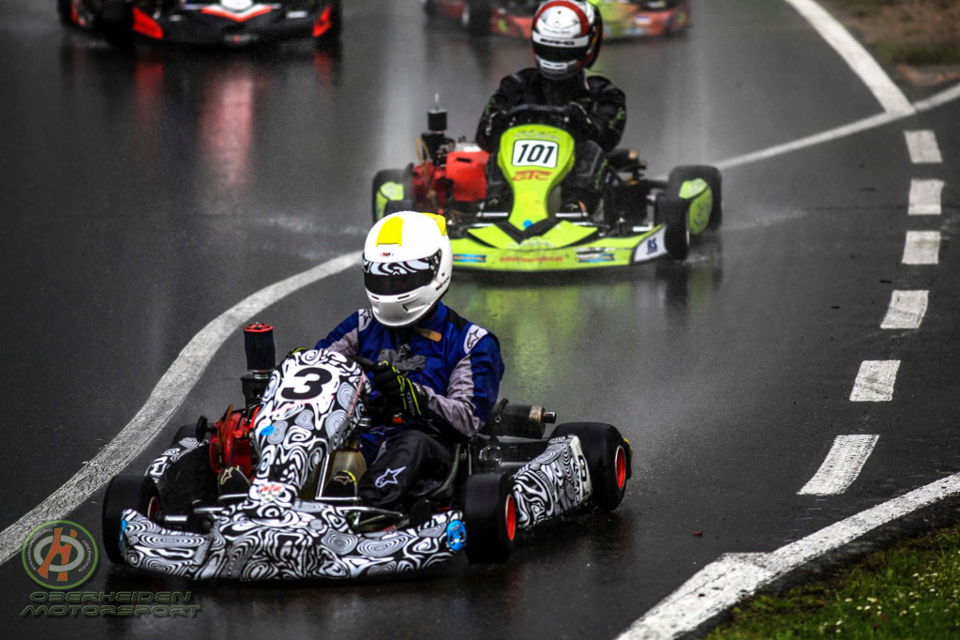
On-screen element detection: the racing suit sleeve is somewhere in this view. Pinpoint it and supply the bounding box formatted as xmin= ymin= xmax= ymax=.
xmin=419 ymin=334 xmax=504 ymax=439
xmin=476 ymin=72 xmax=527 ymax=152
xmin=313 ymin=310 xmax=363 ymax=357
xmin=584 ymin=76 xmax=627 ymax=152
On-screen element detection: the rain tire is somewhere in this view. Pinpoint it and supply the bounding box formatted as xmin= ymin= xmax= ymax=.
xmin=552 ymin=422 xmax=630 ymax=512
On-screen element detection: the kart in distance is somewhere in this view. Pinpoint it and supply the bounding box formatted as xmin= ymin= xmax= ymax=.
xmin=372 ymin=106 xmax=721 ymax=272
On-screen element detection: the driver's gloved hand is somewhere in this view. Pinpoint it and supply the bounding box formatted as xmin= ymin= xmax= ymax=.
xmin=564 ymin=102 xmax=597 ymax=141
xmin=483 ymin=110 xmax=507 ymax=143
xmin=371 ymin=362 xmax=427 ymax=420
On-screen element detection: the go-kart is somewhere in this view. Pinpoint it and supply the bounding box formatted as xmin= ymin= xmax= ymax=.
xmin=422 ymin=0 xmax=690 ymax=40
xmin=372 ymin=105 xmax=721 ymax=272
xmin=57 ymin=0 xmax=341 ymax=47
xmin=102 ymin=324 xmax=632 ymax=580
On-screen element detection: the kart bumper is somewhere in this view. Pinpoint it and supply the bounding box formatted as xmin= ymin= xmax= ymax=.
xmin=130 ymin=5 xmax=331 ymax=45
xmin=118 ymin=504 xmax=464 ymax=580
xmin=451 ymin=225 xmax=668 ymax=272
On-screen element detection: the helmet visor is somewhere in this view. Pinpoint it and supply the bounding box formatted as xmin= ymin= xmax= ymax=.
xmin=533 ymin=40 xmax=589 ymax=63
xmin=363 ymin=251 xmax=440 ymax=296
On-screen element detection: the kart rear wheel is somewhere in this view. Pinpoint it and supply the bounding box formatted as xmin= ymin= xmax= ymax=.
xmin=668 ymin=165 xmax=722 ymax=230
xmin=100 ymin=0 xmax=133 ymax=48
xmin=102 ymin=475 xmax=161 ymax=564
xmin=371 ymin=168 xmax=413 ymax=223
xmin=464 ymin=472 xmax=516 ymax=563
xmin=661 ymin=196 xmax=689 ymax=261
xmin=462 ymin=0 xmax=492 ymax=37
xmin=552 ymin=422 xmax=631 ymax=512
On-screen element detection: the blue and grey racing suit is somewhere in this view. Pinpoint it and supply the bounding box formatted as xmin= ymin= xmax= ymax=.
xmin=315 ymin=302 xmax=504 ymax=507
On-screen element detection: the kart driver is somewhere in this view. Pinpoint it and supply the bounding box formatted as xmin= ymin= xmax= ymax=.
xmin=476 ymin=0 xmax=627 ymax=217
xmin=314 ymin=211 xmax=504 ymax=511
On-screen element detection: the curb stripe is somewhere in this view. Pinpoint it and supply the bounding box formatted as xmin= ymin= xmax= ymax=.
xmin=880 ymin=290 xmax=929 ymax=329
xmin=798 ymin=435 xmax=880 ymax=495
xmin=908 ymin=179 xmax=943 ymax=215
xmin=850 ymin=360 xmax=900 ymax=402
xmin=902 ymin=231 xmax=941 ymax=265
xmin=618 ymin=472 xmax=960 ymax=639
xmin=905 ymin=130 xmax=943 ymax=164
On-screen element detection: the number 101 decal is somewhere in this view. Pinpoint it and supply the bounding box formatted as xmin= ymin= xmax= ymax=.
xmin=511 ymin=140 xmax=559 ymax=169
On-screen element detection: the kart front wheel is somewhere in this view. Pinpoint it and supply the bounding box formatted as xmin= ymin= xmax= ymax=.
xmin=668 ymin=165 xmax=722 ymax=231
xmin=462 ymin=0 xmax=492 ymax=37
xmin=552 ymin=422 xmax=631 ymax=512
xmin=464 ymin=472 xmax=516 ymax=563
xmin=661 ymin=196 xmax=690 ymax=261
xmin=100 ymin=0 xmax=133 ymax=48
xmin=102 ymin=475 xmax=161 ymax=564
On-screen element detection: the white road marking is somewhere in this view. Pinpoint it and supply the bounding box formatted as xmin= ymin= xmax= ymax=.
xmin=781 ymin=0 xmax=913 ymax=115
xmin=881 ymin=290 xmax=929 ymax=329
xmin=850 ymin=360 xmax=900 ymax=402
xmin=0 ymin=250 xmax=362 ymax=565
xmin=798 ymin=435 xmax=879 ymax=495
xmin=908 ymin=179 xmax=944 ymax=215
xmin=902 ymin=230 xmax=941 ymax=265
xmin=905 ymin=130 xmax=943 ymax=164
xmin=715 ymin=78 xmax=960 ymax=173
xmin=618 ymin=472 xmax=960 ymax=640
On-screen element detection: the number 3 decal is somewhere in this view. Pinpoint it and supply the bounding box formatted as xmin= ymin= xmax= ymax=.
xmin=281 ymin=367 xmax=333 ymax=400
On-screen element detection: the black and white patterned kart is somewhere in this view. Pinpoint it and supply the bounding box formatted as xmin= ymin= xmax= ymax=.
xmin=101 ymin=324 xmax=632 ymax=580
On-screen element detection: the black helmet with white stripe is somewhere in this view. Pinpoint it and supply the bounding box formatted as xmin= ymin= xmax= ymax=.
xmin=532 ymin=0 xmax=602 ymax=80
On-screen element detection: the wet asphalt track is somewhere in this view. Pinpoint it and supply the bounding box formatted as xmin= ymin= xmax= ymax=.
xmin=1 ymin=0 xmax=959 ymax=638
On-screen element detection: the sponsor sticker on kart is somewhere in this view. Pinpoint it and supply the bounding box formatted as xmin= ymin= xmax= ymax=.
xmin=633 ymin=227 xmax=667 ymax=263
xmin=511 ymin=140 xmax=559 ymax=169
xmin=575 ymin=248 xmax=616 ymax=264
xmin=453 ymin=253 xmax=487 ymax=264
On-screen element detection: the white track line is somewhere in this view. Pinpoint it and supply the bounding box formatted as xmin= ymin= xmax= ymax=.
xmin=798 ymin=435 xmax=880 ymax=495
xmin=908 ymin=179 xmax=944 ymax=215
xmin=881 ymin=290 xmax=929 ymax=329
xmin=850 ymin=360 xmax=900 ymax=402
xmin=618 ymin=472 xmax=960 ymax=640
xmin=902 ymin=230 xmax=941 ymax=265
xmin=905 ymin=130 xmax=943 ymax=164
xmin=0 ymin=250 xmax=362 ymax=564
xmin=780 ymin=0 xmax=913 ymax=115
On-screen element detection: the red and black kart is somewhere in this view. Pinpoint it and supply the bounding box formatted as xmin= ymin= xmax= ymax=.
xmin=57 ymin=0 xmax=342 ymax=47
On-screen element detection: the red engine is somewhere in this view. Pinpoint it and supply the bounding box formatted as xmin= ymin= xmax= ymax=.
xmin=209 ymin=406 xmax=259 ymax=478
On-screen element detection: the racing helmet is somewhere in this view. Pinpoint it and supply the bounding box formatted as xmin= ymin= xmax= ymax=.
xmin=532 ymin=0 xmax=602 ymax=80
xmin=363 ymin=211 xmax=453 ymax=328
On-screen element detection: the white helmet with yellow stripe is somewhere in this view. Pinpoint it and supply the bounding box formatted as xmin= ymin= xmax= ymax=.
xmin=363 ymin=211 xmax=453 ymax=327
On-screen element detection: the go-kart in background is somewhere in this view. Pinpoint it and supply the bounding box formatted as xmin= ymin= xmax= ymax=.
xmin=2 ymin=0 xmax=958 ymax=638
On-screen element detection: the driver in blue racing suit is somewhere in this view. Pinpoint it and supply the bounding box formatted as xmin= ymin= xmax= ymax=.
xmin=315 ymin=211 xmax=504 ymax=510
xmin=476 ymin=0 xmax=626 ymax=216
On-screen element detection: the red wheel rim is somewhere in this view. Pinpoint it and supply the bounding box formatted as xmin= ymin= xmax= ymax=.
xmin=615 ymin=445 xmax=626 ymax=490
xmin=146 ymin=495 xmax=161 ymax=521
xmin=504 ymin=494 xmax=517 ymax=541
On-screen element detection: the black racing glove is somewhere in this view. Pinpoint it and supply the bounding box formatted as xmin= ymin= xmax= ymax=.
xmin=563 ymin=102 xmax=597 ymax=142
xmin=371 ymin=362 xmax=427 ymax=420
